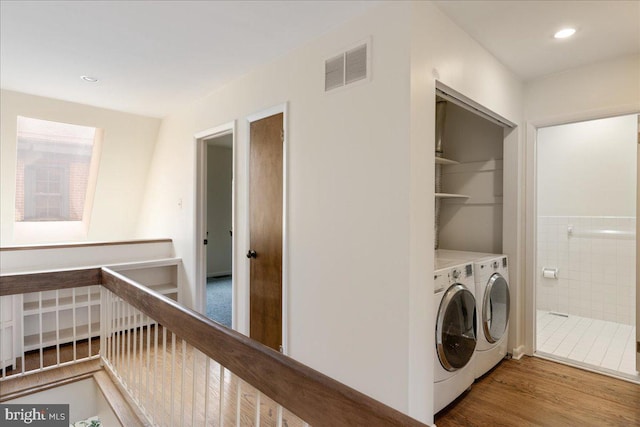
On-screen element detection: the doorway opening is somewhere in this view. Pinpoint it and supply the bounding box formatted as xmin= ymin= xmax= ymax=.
xmin=195 ymin=121 xmax=235 ymax=329
xmin=205 ymin=134 xmax=233 ymax=327
xmin=533 ymin=114 xmax=638 ymax=382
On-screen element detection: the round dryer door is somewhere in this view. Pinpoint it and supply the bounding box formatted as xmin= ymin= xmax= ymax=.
xmin=436 ymin=284 xmax=477 ymax=371
xmin=483 ymin=273 xmax=510 ymax=343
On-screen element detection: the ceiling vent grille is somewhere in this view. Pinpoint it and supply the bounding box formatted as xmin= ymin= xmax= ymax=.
xmin=325 ymin=41 xmax=369 ymax=92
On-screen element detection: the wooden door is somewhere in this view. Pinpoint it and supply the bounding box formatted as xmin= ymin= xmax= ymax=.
xmin=249 ymin=113 xmax=283 ymax=351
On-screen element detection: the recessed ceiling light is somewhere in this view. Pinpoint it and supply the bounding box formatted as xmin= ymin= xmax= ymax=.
xmin=554 ymin=28 xmax=576 ymax=39
xmin=80 ymin=75 xmax=99 ymax=83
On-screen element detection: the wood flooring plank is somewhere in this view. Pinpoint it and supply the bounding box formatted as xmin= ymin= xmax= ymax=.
xmin=435 ymin=356 xmax=640 ymax=427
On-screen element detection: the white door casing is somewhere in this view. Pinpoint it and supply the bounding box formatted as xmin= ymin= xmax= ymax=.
xmin=636 ymin=114 xmax=639 ymax=372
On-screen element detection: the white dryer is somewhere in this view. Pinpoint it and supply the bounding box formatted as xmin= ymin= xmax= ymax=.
xmin=433 ymin=261 xmax=477 ymax=414
xmin=473 ymin=255 xmax=510 ymax=378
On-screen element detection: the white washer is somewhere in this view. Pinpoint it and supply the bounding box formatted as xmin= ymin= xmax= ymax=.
xmin=433 ymin=261 xmax=477 ymax=414
xmin=473 ymin=255 xmax=510 ymax=378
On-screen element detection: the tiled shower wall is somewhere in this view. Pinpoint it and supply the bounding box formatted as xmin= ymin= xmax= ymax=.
xmin=537 ymin=216 xmax=636 ymax=325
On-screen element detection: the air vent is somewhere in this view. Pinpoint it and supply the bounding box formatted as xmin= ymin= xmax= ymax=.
xmin=325 ymin=54 xmax=345 ymax=91
xmin=324 ymin=41 xmax=369 ymax=92
xmin=465 ymin=264 xmax=473 ymax=277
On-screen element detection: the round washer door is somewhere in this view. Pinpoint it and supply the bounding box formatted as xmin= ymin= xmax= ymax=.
xmin=482 ymin=273 xmax=510 ymax=343
xmin=436 ymin=284 xmax=477 ymax=371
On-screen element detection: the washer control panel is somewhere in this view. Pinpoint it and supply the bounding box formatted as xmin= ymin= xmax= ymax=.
xmin=434 ymin=263 xmax=474 ymax=293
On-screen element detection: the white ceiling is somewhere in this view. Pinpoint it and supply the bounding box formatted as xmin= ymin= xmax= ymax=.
xmin=434 ymin=0 xmax=640 ymax=81
xmin=2 ymin=1 xmax=639 ymax=118
xmin=0 ymin=1 xmax=378 ymax=118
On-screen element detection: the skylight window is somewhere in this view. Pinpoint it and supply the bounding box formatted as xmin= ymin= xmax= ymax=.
xmin=15 ymin=116 xmax=101 ymax=222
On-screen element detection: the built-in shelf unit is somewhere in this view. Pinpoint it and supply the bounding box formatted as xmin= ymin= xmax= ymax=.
xmin=22 ymin=287 xmax=101 ymax=352
xmin=434 ymin=89 xmax=508 ymax=254
xmin=1 ymin=239 xmax=181 ymax=357
xmin=20 ymin=258 xmax=181 ymax=353
xmin=111 ymin=258 xmax=181 ymax=302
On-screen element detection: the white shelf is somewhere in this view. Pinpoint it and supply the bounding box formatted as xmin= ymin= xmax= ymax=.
xmin=24 ymin=322 xmax=100 ymax=351
xmin=149 ymin=282 xmax=179 ymax=296
xmin=435 ymin=157 xmax=460 ymax=166
xmin=435 ymin=193 xmax=470 ymax=199
xmin=23 ymin=293 xmax=100 ymax=315
xmin=108 ymin=257 xmax=182 ymax=271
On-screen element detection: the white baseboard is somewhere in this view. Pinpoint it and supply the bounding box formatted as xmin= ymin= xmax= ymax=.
xmin=511 ymin=345 xmax=526 ymax=360
xmin=207 ymin=270 xmax=231 ymax=278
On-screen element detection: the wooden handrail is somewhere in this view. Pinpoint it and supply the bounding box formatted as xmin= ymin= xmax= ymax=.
xmin=0 ymin=268 xmax=101 ymax=296
xmin=0 ymin=267 xmax=426 ymax=427
xmin=0 ymin=238 xmax=172 ymax=252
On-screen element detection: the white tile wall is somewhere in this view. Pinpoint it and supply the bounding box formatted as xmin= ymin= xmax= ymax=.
xmin=537 ymin=216 xmax=636 ymax=325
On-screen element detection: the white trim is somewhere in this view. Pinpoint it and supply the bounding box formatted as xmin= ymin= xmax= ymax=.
xmin=524 ymin=123 xmax=537 ymax=357
xmin=194 ymin=123 xmax=234 ymax=141
xmin=526 ymin=104 xmax=640 ymax=129
xmin=436 ymin=81 xmax=516 ymax=129
xmin=194 ymin=121 xmax=236 ymax=329
xmin=510 ymin=345 xmax=527 ymax=360
xmin=637 ymin=114 xmax=640 ymax=373
xmin=534 ymin=352 xmax=640 ymax=385
xmin=207 ymin=271 xmax=232 ymax=279
xmin=244 ymin=102 xmax=289 ymax=355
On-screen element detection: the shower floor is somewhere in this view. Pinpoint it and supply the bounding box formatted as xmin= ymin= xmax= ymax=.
xmin=536 ymin=310 xmax=639 ymax=383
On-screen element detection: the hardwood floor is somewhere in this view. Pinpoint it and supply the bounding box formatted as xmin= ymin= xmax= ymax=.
xmin=2 ymin=337 xmax=100 ymax=376
xmin=435 ymin=356 xmax=640 ymax=427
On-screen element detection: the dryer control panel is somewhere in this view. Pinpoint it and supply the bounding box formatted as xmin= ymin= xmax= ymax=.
xmin=476 ymin=256 xmax=509 ymax=282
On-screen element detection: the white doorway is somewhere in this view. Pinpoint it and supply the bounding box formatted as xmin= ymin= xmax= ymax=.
xmin=532 ymin=114 xmax=638 ymax=382
xmin=206 ymin=136 xmax=233 ymax=326
xmin=195 ymin=122 xmax=235 ymax=328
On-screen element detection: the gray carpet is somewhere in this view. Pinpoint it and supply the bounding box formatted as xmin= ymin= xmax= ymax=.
xmin=206 ymin=276 xmax=232 ymax=328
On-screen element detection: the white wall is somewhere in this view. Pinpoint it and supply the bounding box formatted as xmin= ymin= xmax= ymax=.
xmin=0 ymin=90 xmax=161 ymax=245
xmin=525 ymin=55 xmax=640 ymax=125
xmin=137 ymin=1 xmax=414 ymax=415
xmin=206 ymin=143 xmax=233 ymax=277
xmin=136 ymin=1 xmax=524 ymax=423
xmin=537 ymin=115 xmax=637 ymax=217
xmin=8 ymin=378 xmax=121 ymax=426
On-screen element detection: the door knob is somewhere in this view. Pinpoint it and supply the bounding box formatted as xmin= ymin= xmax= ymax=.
xmin=246 ymin=249 xmax=257 ymax=259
